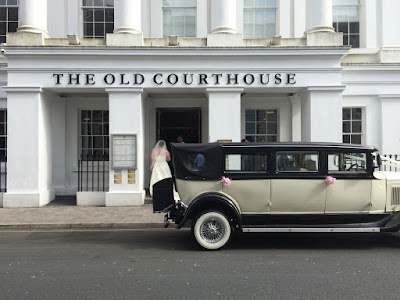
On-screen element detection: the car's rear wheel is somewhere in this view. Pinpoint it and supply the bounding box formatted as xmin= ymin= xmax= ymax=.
xmin=192 ymin=211 xmax=232 ymax=250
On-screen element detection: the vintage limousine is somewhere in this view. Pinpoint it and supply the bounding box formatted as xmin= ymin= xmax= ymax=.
xmin=152 ymin=142 xmax=400 ymax=250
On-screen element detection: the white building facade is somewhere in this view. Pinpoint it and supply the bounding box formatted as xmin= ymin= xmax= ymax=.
xmin=0 ymin=0 xmax=399 ymax=207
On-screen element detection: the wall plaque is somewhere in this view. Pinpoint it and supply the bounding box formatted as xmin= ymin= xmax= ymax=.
xmin=112 ymin=134 xmax=137 ymax=169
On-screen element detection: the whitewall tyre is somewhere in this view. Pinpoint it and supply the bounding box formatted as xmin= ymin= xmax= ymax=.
xmin=193 ymin=211 xmax=232 ymax=250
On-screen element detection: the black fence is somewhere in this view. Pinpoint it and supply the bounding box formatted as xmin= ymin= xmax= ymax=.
xmin=78 ymin=154 xmax=109 ymax=192
xmin=0 ymin=159 xmax=6 ymax=192
xmin=379 ymin=154 xmax=400 ymax=172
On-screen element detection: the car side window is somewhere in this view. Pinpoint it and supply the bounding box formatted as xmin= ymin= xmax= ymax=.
xmin=328 ymin=152 xmax=367 ymax=172
xmin=225 ymin=153 xmax=268 ymax=172
xmin=276 ymin=151 xmax=319 ymax=172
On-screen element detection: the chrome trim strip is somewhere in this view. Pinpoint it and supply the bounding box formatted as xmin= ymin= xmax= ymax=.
xmin=242 ymin=227 xmax=381 ymax=233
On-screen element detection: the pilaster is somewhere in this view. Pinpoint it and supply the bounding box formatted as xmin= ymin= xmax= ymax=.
xmin=300 ymin=86 xmax=345 ymax=143
xmin=3 ymin=87 xmax=54 ymax=207
xmin=105 ymin=88 xmax=145 ymax=206
xmin=207 ymin=88 xmax=243 ymax=142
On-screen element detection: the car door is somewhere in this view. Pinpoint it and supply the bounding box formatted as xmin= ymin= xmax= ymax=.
xmin=325 ymin=152 xmax=372 ymax=213
xmin=222 ymin=150 xmax=271 ymax=214
xmin=270 ymin=151 xmax=326 ymax=214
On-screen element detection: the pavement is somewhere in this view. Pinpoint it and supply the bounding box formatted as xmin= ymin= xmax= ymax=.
xmin=0 ymin=196 xmax=165 ymax=230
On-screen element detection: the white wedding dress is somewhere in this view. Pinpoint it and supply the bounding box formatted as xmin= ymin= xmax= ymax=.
xmin=149 ymin=155 xmax=172 ymax=196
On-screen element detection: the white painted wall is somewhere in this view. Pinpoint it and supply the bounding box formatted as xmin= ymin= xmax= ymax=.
xmin=380 ymin=96 xmax=400 ymax=154
xmin=48 ymin=0 xmax=66 ymax=38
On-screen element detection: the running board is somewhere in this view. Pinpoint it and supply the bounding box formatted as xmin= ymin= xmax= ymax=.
xmin=242 ymin=227 xmax=381 ymax=233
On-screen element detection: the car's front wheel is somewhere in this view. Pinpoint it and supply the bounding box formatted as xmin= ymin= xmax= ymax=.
xmin=192 ymin=211 xmax=232 ymax=250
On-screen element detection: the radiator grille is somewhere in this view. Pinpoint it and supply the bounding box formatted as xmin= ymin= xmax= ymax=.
xmin=391 ymin=187 xmax=400 ymax=206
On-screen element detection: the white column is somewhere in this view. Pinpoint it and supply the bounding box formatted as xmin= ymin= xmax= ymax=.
xmin=17 ymin=0 xmax=48 ymax=35
xmin=290 ymin=94 xmax=302 ymax=142
xmin=114 ymin=0 xmax=141 ymax=34
xmin=210 ymin=0 xmax=237 ymax=34
xmin=3 ymin=87 xmax=54 ymax=208
xmin=207 ymin=88 xmax=242 ymax=142
xmin=306 ymin=0 xmax=334 ymax=33
xmin=300 ymin=87 xmax=344 ymax=142
xmin=105 ymin=88 xmax=145 ymax=206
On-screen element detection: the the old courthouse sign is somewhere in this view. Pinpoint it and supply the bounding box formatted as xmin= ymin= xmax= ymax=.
xmin=52 ymin=72 xmax=297 ymax=87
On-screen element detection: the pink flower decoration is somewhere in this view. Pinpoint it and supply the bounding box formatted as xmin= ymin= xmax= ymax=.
xmin=220 ymin=176 xmax=232 ymax=186
xmin=325 ymin=176 xmax=336 ymax=185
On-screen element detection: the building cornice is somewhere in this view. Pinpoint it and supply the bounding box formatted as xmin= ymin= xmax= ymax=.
xmin=2 ymin=46 xmax=350 ymax=58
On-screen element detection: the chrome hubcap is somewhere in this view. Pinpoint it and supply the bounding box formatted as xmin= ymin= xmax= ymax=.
xmin=200 ymin=218 xmax=225 ymax=244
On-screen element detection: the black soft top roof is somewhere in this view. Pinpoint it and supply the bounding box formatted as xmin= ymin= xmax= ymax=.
xmin=171 ymin=142 xmax=222 ymax=180
xmin=171 ymin=142 xmax=378 ymax=180
xmin=220 ymin=142 xmax=378 ymax=152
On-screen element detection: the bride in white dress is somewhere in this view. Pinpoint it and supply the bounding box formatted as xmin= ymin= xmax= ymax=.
xmin=149 ymin=140 xmax=172 ymax=196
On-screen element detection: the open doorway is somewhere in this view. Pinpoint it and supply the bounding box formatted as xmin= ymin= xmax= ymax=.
xmin=156 ymin=108 xmax=202 ymax=147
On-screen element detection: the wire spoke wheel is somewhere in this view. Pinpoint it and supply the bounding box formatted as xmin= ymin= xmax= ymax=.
xmin=193 ymin=211 xmax=232 ymax=250
xmin=200 ymin=218 xmax=226 ymax=243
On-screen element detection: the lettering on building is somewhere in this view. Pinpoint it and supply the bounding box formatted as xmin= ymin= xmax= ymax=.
xmin=52 ymin=73 xmax=297 ymax=86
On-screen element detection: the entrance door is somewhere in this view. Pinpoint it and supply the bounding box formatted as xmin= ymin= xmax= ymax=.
xmin=156 ymin=108 xmax=201 ymax=146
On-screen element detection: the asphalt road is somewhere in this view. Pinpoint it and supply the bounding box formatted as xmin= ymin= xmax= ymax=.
xmin=1 ymin=229 xmax=400 ymax=300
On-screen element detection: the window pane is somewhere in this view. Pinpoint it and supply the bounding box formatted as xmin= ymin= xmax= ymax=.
xmin=82 ymin=136 xmax=92 ymax=148
xmin=0 ymin=21 xmax=5 ymax=35
xmin=343 ymin=108 xmax=351 ymax=120
xmin=93 ymin=136 xmax=103 ymax=148
xmin=81 ymin=124 xmax=92 ymax=135
xmin=84 ymin=9 xmax=93 ymax=21
xmin=246 ymin=122 xmax=255 ymax=134
xmin=267 ymin=122 xmax=277 ymax=134
xmin=0 ymin=8 xmax=6 ymax=21
xmin=267 ymin=110 xmax=277 ymax=121
xmin=103 ymin=111 xmax=109 ymax=122
xmin=257 ymin=110 xmax=266 ymax=121
xmin=92 ymin=111 xmax=102 ymax=122
xmin=8 ymin=21 xmax=17 ymax=32
xmin=245 ymin=110 xmax=256 ymax=122
xmin=104 ymin=0 xmax=113 ymax=7
xmin=352 ymin=108 xmax=362 ymax=120
xmin=94 ymin=9 xmax=104 ymax=21
xmin=277 ymin=152 xmax=319 ymax=172
xmin=92 ymin=123 xmax=103 ymax=135
xmin=84 ymin=23 xmax=93 ymax=37
xmin=105 ymin=22 xmax=113 ymax=34
xmin=105 ymin=8 xmax=113 ymax=22
xmin=81 ymin=110 xmax=91 ymax=122
xmin=343 ymin=121 xmax=351 ymax=133
xmin=8 ymin=7 xmax=17 ymax=21
xmin=352 ymin=121 xmax=362 ymax=133
xmin=83 ymin=0 xmax=93 ymax=6
xmin=351 ymin=135 xmax=362 ymax=144
xmin=257 ymin=122 xmax=266 ymax=134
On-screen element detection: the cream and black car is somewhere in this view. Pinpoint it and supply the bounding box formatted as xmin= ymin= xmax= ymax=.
xmin=152 ymin=142 xmax=400 ymax=250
